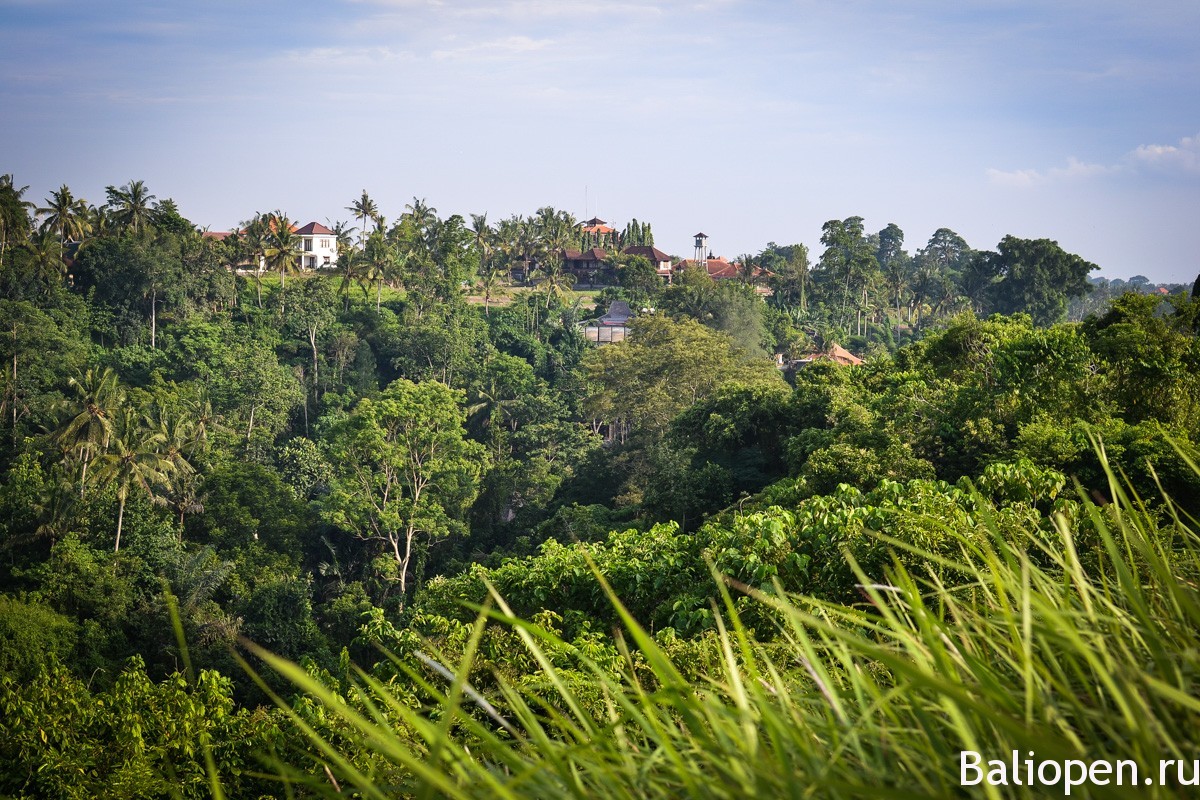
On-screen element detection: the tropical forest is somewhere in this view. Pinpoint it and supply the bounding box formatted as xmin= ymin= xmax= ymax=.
xmin=1 ymin=174 xmax=1199 ymax=798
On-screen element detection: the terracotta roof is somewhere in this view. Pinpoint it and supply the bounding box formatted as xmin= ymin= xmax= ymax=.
xmin=565 ymin=247 xmax=607 ymax=262
xmin=294 ymin=221 xmax=335 ymax=236
xmin=791 ymin=343 xmax=863 ymax=369
xmin=622 ymin=245 xmax=671 ymax=262
xmin=825 ymin=343 xmax=864 ymax=366
xmin=672 ymin=257 xmax=774 ymax=281
xmin=673 ymin=257 xmax=743 ymax=279
xmin=260 ymin=217 xmax=300 ymax=234
xmin=202 ymin=231 xmax=231 ymax=241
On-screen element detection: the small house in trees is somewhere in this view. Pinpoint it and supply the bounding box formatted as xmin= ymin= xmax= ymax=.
xmin=673 ymin=255 xmax=772 ymax=284
xmin=622 ymin=245 xmax=674 ymax=280
xmin=205 ymin=220 xmax=338 ymax=271
xmin=673 ymin=256 xmax=741 ymax=280
xmin=563 ymin=247 xmax=608 ymax=276
xmin=582 ymin=300 xmax=633 ymax=344
xmin=294 ymin=221 xmax=338 ymax=270
xmin=790 ymin=343 xmax=864 ymax=368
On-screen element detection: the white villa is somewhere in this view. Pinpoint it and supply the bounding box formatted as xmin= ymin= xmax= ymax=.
xmin=294 ymin=221 xmax=337 ymax=270
xmin=204 ymin=220 xmax=338 ymax=271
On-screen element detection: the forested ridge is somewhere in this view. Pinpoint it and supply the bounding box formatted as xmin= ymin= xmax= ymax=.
xmin=1 ymin=175 xmax=1199 ymax=798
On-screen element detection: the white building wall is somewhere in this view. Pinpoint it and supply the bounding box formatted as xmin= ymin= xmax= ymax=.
xmin=298 ymin=232 xmax=338 ymax=270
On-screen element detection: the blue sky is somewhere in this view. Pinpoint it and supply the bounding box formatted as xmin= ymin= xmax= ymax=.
xmin=3 ymin=0 xmax=1198 ymax=282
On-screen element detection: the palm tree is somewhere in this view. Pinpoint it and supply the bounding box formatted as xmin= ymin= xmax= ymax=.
xmin=476 ymin=267 xmax=505 ymax=316
xmin=535 ymin=208 xmax=576 ymax=285
xmin=146 ymin=402 xmax=200 ymax=535
xmin=105 ymin=180 xmax=157 ymax=235
xmin=37 ymin=185 xmax=90 ymax=258
xmin=238 ymin=214 xmax=270 ymax=306
xmin=328 ymin=219 xmax=357 ymax=263
xmin=96 ymin=407 xmax=174 ymax=552
xmin=513 ymin=216 xmax=539 ymax=282
xmin=467 ymin=381 xmax=522 ymax=456
xmin=165 ymin=470 xmax=206 ymax=536
xmin=24 ymin=228 xmax=66 ymax=293
xmin=146 ymin=401 xmax=198 ymax=476
xmin=404 ymin=197 xmax=437 ymax=234
xmin=539 ymin=257 xmax=576 ymax=309
xmin=346 ymin=191 xmax=378 ymax=248
xmin=186 ymin=391 xmax=217 ymax=458
xmin=362 ymin=230 xmax=401 ymax=310
xmin=0 ymin=174 xmax=35 ymax=260
xmin=55 ymin=367 xmax=124 ymax=497
xmin=263 ymin=211 xmax=301 ymax=313
xmin=83 ymin=203 xmax=113 ymax=241
xmin=338 ymin=249 xmax=365 ymax=301
xmin=469 ymin=212 xmax=492 ymax=275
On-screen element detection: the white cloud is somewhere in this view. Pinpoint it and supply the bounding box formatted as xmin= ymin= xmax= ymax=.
xmin=346 ymin=0 xmax=666 ymax=19
xmin=283 ymin=46 xmax=416 ymax=66
xmin=1049 ymin=157 xmax=1120 ymax=180
xmin=1130 ymin=133 xmax=1200 ymax=175
xmin=431 ymin=35 xmax=552 ymax=61
xmin=986 ymin=157 xmax=1117 ymax=188
xmin=986 ymin=167 xmax=1045 ymax=187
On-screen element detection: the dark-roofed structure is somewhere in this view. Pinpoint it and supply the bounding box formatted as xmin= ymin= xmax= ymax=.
xmin=294 ymin=221 xmax=335 ymax=236
xmin=622 ymin=245 xmax=673 ymax=279
xmin=582 ymin=300 xmax=634 ymax=344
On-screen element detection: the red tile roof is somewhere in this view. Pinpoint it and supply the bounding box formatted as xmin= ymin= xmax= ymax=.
xmin=622 ymin=245 xmax=672 ymax=263
xmin=674 ymin=257 xmax=744 ymax=279
xmin=294 ymin=221 xmax=335 ymax=236
xmin=792 ymin=343 xmax=864 ymax=368
xmin=675 ymin=257 xmax=775 ymax=281
xmin=826 ymin=343 xmax=864 ymax=366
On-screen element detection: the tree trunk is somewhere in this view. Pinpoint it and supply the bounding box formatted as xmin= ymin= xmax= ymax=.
xmin=150 ymin=287 xmax=157 ymax=348
xmin=309 ymin=328 xmax=320 ymax=392
xmin=11 ymin=322 xmax=17 ymax=439
xmin=302 ymin=382 xmax=310 ymax=438
xmin=115 ymin=497 xmax=126 ymax=553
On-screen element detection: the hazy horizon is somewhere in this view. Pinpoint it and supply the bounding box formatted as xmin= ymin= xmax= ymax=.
xmin=3 ymin=0 xmax=1198 ymax=282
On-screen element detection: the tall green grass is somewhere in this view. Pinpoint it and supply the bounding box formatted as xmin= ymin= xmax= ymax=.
xmin=248 ymin=449 xmax=1200 ymax=798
